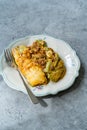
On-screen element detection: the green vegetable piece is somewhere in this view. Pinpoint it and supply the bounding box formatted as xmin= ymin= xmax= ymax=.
xmin=36 ymin=40 xmax=47 ymax=47
xmin=19 ymin=45 xmax=26 ymax=53
xmin=55 ymin=60 xmax=64 ymax=70
xmin=44 ymin=60 xmax=52 ymax=72
xmin=48 ymin=68 xmax=65 ymax=82
xmin=53 ymin=53 xmax=59 ymax=67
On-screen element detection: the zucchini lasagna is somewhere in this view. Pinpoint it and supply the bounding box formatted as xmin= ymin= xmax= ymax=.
xmin=12 ymin=40 xmax=66 ymax=87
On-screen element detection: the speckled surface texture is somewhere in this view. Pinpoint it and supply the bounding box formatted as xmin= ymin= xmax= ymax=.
xmin=0 ymin=0 xmax=87 ymax=130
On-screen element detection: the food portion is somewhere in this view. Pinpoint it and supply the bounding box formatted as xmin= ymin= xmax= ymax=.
xmin=12 ymin=40 xmax=66 ymax=86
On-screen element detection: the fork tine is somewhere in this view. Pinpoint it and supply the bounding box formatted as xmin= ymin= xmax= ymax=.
xmin=7 ymin=49 xmax=12 ymax=61
xmin=4 ymin=50 xmax=9 ymax=62
xmin=4 ymin=49 xmax=13 ymax=62
xmin=9 ymin=49 xmax=13 ymax=62
xmin=6 ymin=49 xmax=11 ymax=61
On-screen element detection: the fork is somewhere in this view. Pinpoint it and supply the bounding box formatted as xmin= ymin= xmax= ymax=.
xmin=4 ymin=49 xmax=39 ymax=104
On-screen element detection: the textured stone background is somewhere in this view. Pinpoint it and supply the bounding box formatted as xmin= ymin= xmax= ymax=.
xmin=0 ymin=0 xmax=87 ymax=130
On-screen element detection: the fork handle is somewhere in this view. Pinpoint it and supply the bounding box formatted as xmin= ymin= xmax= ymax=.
xmin=18 ymin=70 xmax=39 ymax=104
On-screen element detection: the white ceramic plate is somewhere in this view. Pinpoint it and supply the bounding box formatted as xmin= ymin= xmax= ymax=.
xmin=0 ymin=35 xmax=80 ymax=97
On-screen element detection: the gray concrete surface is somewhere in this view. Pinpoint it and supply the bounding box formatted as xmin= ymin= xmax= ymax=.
xmin=0 ymin=0 xmax=87 ymax=130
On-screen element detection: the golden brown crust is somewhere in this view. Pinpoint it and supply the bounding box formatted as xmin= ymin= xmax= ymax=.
xmin=12 ymin=45 xmax=47 ymax=86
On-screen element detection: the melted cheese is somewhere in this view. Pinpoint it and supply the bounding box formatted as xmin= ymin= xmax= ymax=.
xmin=12 ymin=47 xmax=47 ymax=86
